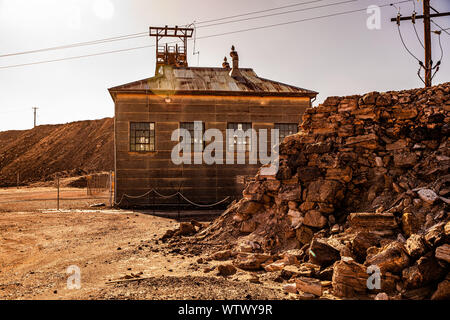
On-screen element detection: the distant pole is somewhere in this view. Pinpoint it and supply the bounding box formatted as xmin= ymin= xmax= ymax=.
xmin=57 ymin=177 xmax=60 ymax=211
xmin=423 ymin=0 xmax=432 ymax=87
xmin=109 ymin=171 xmax=113 ymax=207
xmin=32 ymin=107 xmax=38 ymax=128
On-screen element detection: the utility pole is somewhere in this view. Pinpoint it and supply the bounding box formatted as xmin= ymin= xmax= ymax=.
xmin=391 ymin=0 xmax=450 ymax=87
xmin=32 ymin=107 xmax=38 ymax=128
xmin=423 ymin=0 xmax=432 ymax=87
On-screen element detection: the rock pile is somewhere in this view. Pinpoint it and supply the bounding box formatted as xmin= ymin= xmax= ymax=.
xmin=199 ymin=82 xmax=450 ymax=299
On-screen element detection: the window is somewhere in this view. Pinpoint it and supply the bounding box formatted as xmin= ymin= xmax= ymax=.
xmin=227 ymin=123 xmax=252 ymax=151
xmin=180 ymin=122 xmax=205 ymax=150
xmin=275 ymin=123 xmax=298 ymax=143
xmin=130 ymin=122 xmax=155 ymax=152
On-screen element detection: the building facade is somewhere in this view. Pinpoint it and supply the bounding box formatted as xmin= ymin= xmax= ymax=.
xmin=109 ymin=45 xmax=317 ymax=207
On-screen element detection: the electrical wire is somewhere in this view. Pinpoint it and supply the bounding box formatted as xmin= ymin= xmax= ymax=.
xmin=193 ymin=0 xmax=328 ymax=25
xmin=196 ymin=0 xmax=357 ymax=29
xmin=431 ymin=20 xmax=450 ymax=36
xmin=0 ymin=33 xmax=149 ymax=58
xmin=0 ymin=0 xmax=345 ymax=59
xmin=397 ymin=24 xmax=422 ymax=62
xmin=410 ymin=0 xmax=424 ymax=48
xmin=0 ymin=0 xmax=411 ymax=70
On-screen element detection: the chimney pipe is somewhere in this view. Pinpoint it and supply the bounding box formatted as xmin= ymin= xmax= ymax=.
xmin=229 ymin=45 xmax=242 ymax=78
xmin=222 ymin=56 xmax=230 ymax=69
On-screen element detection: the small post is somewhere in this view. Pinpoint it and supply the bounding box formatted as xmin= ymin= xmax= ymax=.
xmin=32 ymin=107 xmax=38 ymax=128
xmin=177 ymin=192 xmax=180 ymax=220
xmin=57 ymin=177 xmax=60 ymax=211
xmin=109 ymin=171 xmax=113 ymax=207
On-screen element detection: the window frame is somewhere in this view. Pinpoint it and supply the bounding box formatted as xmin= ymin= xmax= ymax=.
xmin=129 ymin=122 xmax=155 ymax=152
xmin=179 ymin=122 xmax=205 ymax=151
xmin=227 ymin=122 xmax=253 ymax=152
xmin=275 ymin=123 xmax=298 ymax=143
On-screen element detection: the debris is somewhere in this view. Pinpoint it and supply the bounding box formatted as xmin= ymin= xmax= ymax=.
xmin=365 ymin=241 xmax=410 ymax=274
xmin=217 ymin=264 xmax=237 ymax=277
xmin=332 ymin=257 xmax=368 ymax=298
xmin=375 ymin=292 xmax=389 ymax=300
xmin=308 ymin=239 xmax=340 ymax=267
xmin=295 ymin=277 xmax=323 ymax=296
xmin=282 ymin=283 xmax=298 ymax=294
xmin=417 ymin=189 xmax=439 ymax=205
xmin=405 ymin=234 xmax=427 ymax=259
xmin=435 ymin=244 xmax=450 ymax=263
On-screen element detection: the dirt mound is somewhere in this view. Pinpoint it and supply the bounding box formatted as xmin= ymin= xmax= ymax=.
xmin=196 ymin=82 xmax=450 ymax=300
xmin=0 ymin=118 xmax=113 ymax=187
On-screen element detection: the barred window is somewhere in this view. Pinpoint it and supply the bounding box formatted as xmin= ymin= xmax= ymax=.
xmin=180 ymin=122 xmax=205 ymax=150
xmin=130 ymin=122 xmax=155 ymax=152
xmin=227 ymin=122 xmax=252 ymax=151
xmin=275 ymin=123 xmax=298 ymax=143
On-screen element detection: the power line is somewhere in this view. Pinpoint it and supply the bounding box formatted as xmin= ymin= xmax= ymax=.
xmin=0 ymin=0 xmax=341 ymax=58
xmin=194 ymin=0 xmax=328 ymax=25
xmin=0 ymin=33 xmax=148 ymax=58
xmin=196 ymin=0 xmax=357 ymax=29
xmin=410 ymin=0 xmax=425 ymax=48
xmin=0 ymin=0 xmax=410 ymax=70
xmin=431 ymin=20 xmax=450 ymax=36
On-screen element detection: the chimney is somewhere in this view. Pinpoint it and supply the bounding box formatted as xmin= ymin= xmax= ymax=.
xmin=229 ymin=45 xmax=242 ymax=78
xmin=222 ymin=56 xmax=230 ymax=69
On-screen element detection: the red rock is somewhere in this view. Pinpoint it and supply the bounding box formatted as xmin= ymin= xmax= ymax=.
xmin=365 ymin=241 xmax=410 ymax=274
xmin=332 ymin=257 xmax=368 ymax=298
xmin=309 ymin=238 xmax=341 ymax=267
xmin=296 ymin=277 xmax=323 ymax=296
xmin=303 ymin=210 xmax=328 ymax=228
xmin=217 ymin=264 xmax=237 ymax=276
xmin=435 ymin=244 xmax=450 ymax=263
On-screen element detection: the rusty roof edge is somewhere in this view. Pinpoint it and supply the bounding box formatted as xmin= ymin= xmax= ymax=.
xmin=108 ymin=88 xmax=317 ymax=98
xmin=255 ymin=76 xmax=318 ymax=95
xmin=108 ymin=73 xmax=164 ymax=91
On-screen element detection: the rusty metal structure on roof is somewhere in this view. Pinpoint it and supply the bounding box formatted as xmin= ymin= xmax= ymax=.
xmin=149 ymin=26 xmax=194 ymax=75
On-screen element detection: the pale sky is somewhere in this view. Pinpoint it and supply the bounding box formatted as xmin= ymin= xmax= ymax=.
xmin=0 ymin=0 xmax=449 ymax=131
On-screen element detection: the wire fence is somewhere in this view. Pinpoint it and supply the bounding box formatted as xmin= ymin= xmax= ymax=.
xmin=114 ymin=188 xmax=232 ymax=209
xmin=0 ymin=172 xmax=113 ymax=210
xmin=0 ymin=171 xmax=234 ymax=212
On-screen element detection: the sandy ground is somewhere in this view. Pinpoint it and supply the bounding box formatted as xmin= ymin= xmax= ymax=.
xmin=0 ymin=203 xmax=290 ymax=300
xmin=0 ymin=187 xmax=110 ymax=212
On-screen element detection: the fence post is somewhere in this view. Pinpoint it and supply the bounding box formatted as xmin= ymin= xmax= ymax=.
xmin=57 ymin=177 xmax=60 ymax=211
xmin=109 ymin=171 xmax=113 ymax=208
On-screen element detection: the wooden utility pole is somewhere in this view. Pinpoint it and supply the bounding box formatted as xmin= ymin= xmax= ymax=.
xmin=32 ymin=107 xmax=38 ymax=128
xmin=391 ymin=0 xmax=450 ymax=87
xmin=423 ymin=0 xmax=432 ymax=87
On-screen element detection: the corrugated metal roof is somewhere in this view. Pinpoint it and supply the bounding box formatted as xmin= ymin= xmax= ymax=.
xmin=109 ymin=66 xmax=318 ymax=97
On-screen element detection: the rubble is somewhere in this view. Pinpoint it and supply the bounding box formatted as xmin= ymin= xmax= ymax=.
xmin=198 ymin=83 xmax=450 ymax=300
xmin=295 ymin=277 xmax=323 ymax=296
xmin=217 ymin=264 xmax=237 ymax=277
xmin=435 ymin=244 xmax=450 ymax=263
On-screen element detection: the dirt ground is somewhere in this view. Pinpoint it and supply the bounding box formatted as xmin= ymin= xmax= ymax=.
xmin=0 ymin=197 xmax=290 ymax=300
